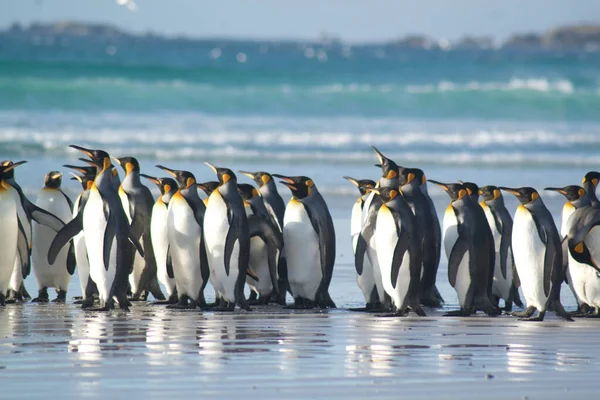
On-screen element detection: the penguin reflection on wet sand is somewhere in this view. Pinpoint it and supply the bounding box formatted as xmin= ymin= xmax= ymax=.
xmin=204 ymin=163 xmax=252 ymax=311
xmin=500 ymin=187 xmax=572 ymax=321
xmin=344 ymin=176 xmax=380 ymax=310
xmin=545 ymin=185 xmax=600 ymax=317
xmin=371 ymin=187 xmax=425 ymax=317
xmin=429 ymin=180 xmax=500 ymax=317
xmin=478 ymin=185 xmax=523 ymax=311
xmin=274 ymin=174 xmax=336 ymax=309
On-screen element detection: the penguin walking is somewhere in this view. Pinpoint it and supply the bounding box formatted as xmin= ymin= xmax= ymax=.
xmin=429 ymin=180 xmax=500 ymax=316
xmin=372 ymin=187 xmax=425 ymax=316
xmin=141 ymin=175 xmax=179 ymax=304
xmin=354 ymin=146 xmax=401 ymax=311
xmin=546 ymin=185 xmax=598 ymax=316
xmin=343 ymin=176 xmax=380 ymax=310
xmin=31 ymin=172 xmax=75 ymax=303
xmin=478 ymin=185 xmax=523 ymax=311
xmin=500 ymin=186 xmax=572 ymax=321
xmin=239 ymin=170 xmax=288 ymax=303
xmin=64 ymin=165 xmax=99 ymax=307
xmin=0 ymin=161 xmax=26 ymax=306
xmin=156 ymin=166 xmax=210 ymax=309
xmin=273 ymin=174 xmax=336 ymax=309
xmin=114 ymin=156 xmax=164 ymax=301
xmin=204 ymin=164 xmax=251 ymax=311
xmin=238 ymin=183 xmax=283 ymax=304
xmin=0 ymin=160 xmax=66 ymax=302
xmin=49 ymin=146 xmax=144 ymax=311
xmin=398 ymin=168 xmax=444 ymax=308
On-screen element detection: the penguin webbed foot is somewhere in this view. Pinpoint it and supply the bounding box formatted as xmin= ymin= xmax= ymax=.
xmin=511 ymin=306 xmax=536 ymax=318
xmin=518 ymin=311 xmax=546 ymax=322
xmin=411 ymin=305 xmax=427 ymax=317
xmin=32 ymin=288 xmax=50 ymax=303
xmin=443 ymin=308 xmax=471 ymax=317
xmin=52 ymin=290 xmax=67 ymax=303
xmin=79 ymin=297 xmax=95 ymax=309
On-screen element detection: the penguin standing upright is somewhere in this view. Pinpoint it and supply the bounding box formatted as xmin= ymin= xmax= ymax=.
xmin=274 ymin=174 xmax=336 ymax=309
xmin=398 ymin=168 xmax=444 ymax=308
xmin=238 ymin=183 xmax=283 ymax=304
xmin=156 ymin=166 xmax=210 ymax=309
xmin=141 ymin=175 xmax=179 ymax=304
xmin=49 ymin=146 xmax=144 ymax=311
xmin=0 ymin=161 xmax=26 ymax=306
xmin=500 ymin=186 xmax=572 ymax=321
xmin=354 ymin=146 xmax=401 ymax=310
xmin=64 ymin=165 xmax=98 ymax=307
xmin=545 ymin=185 xmax=596 ymax=316
xmin=113 ymin=156 xmax=164 ymax=301
xmin=204 ymin=164 xmax=251 ymax=311
xmin=31 ymin=171 xmax=75 ymax=303
xmin=343 ymin=176 xmax=380 ymax=310
xmin=582 ymin=171 xmax=600 ymax=206
xmin=372 ymin=187 xmax=425 ymax=316
xmin=429 ymin=180 xmax=500 ymax=316
xmin=478 ymin=185 xmax=522 ymax=310
xmin=197 ymin=181 xmax=220 ymax=204
xmin=0 ymin=160 xmax=65 ymax=302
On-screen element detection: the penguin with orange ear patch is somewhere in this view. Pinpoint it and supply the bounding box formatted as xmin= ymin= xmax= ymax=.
xmin=500 ymin=186 xmax=572 ymax=321
xmin=429 ymin=180 xmax=500 ymax=317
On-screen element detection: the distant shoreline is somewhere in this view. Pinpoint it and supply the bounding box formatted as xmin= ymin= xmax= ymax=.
xmin=2 ymin=20 xmax=600 ymax=51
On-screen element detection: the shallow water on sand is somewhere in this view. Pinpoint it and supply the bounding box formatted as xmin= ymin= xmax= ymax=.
xmin=2 ymin=191 xmax=598 ymax=399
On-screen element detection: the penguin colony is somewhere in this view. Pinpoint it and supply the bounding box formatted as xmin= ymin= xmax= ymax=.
xmin=1 ymin=145 xmax=600 ymax=322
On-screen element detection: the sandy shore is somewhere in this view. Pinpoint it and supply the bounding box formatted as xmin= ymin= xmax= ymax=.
xmin=1 ymin=192 xmax=596 ymax=399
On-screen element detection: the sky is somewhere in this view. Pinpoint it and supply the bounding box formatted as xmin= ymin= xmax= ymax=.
xmin=1 ymin=0 xmax=599 ymax=42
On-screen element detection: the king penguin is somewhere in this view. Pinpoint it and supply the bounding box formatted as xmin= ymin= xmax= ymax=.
xmin=204 ymin=163 xmax=251 ymax=311
xmin=582 ymin=171 xmax=600 ymax=206
xmin=429 ymin=180 xmax=500 ymax=316
xmin=141 ymin=174 xmax=179 ymax=304
xmin=372 ymin=187 xmax=425 ymax=316
xmin=156 ymin=166 xmax=210 ymax=309
xmin=64 ymin=165 xmax=99 ymax=307
xmin=197 ymin=181 xmax=220 ymax=205
xmin=31 ymin=171 xmax=75 ymax=303
xmin=0 ymin=161 xmax=26 ymax=306
xmin=343 ymin=176 xmax=380 ymax=310
xmin=273 ymin=174 xmax=336 ymax=309
xmin=0 ymin=160 xmax=65 ymax=303
xmin=113 ymin=156 xmax=164 ymax=301
xmin=398 ymin=168 xmax=444 ymax=308
xmin=545 ymin=185 xmax=598 ymax=316
xmin=237 ymin=183 xmax=283 ymax=304
xmin=500 ymin=186 xmax=572 ymax=321
xmin=478 ymin=185 xmax=523 ymax=311
xmin=49 ymin=146 xmax=144 ymax=311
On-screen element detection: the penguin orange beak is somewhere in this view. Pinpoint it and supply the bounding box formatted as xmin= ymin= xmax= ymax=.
xmin=156 ymin=165 xmax=177 ymax=178
xmin=69 ymin=144 xmax=96 ymax=159
xmin=428 ymin=179 xmax=449 ymax=191
xmin=2 ymin=160 xmax=27 ymax=172
xmin=140 ymin=174 xmax=160 ymax=185
xmin=544 ymin=187 xmax=567 ymax=195
xmin=272 ymin=174 xmax=294 ymax=184
xmin=343 ymin=176 xmax=359 ymax=187
xmin=371 ymin=145 xmax=386 ymax=165
xmin=498 ymin=187 xmax=519 ymax=196
xmin=205 ymin=162 xmax=218 ymax=174
xmin=369 ymin=188 xmax=381 ymax=195
xmin=238 ymin=170 xmax=255 ymax=179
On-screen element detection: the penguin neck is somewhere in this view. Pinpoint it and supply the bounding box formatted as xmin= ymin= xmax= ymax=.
xmin=121 ymin=171 xmax=141 ymax=188
xmin=378 ymin=177 xmax=398 ymax=188
xmin=94 ymin=170 xmax=115 ymax=194
xmin=571 ymin=195 xmax=591 ymax=210
xmin=162 ymin=189 xmax=177 ymax=205
xmin=250 ymin=196 xmax=268 ymax=216
xmin=399 ymin=182 xmax=421 ymax=199
xmin=180 ymin=185 xmax=201 ymax=201
xmin=218 ymin=180 xmax=238 ymax=200
xmin=583 ymin=182 xmax=599 ymax=203
xmin=484 ymin=196 xmax=506 ymax=210
xmin=260 ymin=180 xmax=278 ymax=197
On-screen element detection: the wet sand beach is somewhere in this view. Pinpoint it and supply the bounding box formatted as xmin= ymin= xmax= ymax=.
xmin=1 ymin=193 xmax=598 ymax=400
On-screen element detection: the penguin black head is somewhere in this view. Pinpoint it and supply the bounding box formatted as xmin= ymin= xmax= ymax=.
xmin=544 ymin=185 xmax=586 ymax=202
xmin=43 ymin=171 xmax=63 ymax=189
xmin=499 ymin=187 xmax=540 ymax=205
xmin=197 ymin=181 xmax=220 ymax=196
xmin=343 ymin=176 xmax=376 ymax=196
xmin=237 ymin=183 xmax=260 ymax=201
xmin=371 ymin=146 xmax=400 ymax=181
xmin=0 ymin=160 xmax=27 ymax=180
xmin=70 ymin=145 xmax=112 ymax=173
xmin=582 ymin=171 xmax=600 ymax=189
xmin=112 ymin=156 xmax=140 ymax=177
xmin=478 ymin=185 xmax=503 ymax=202
xmin=64 ymin=164 xmax=97 ymax=177
xmin=70 ymin=172 xmax=94 ymax=190
xmin=398 ymin=168 xmax=426 ymax=187
xmin=206 ymin=162 xmax=237 ymax=186
xmin=371 ymin=187 xmax=400 ymax=203
xmin=273 ymin=174 xmax=315 ymax=200
xmin=238 ymin=170 xmax=273 ymax=188
xmin=141 ymin=174 xmax=178 ymax=196
xmin=569 ymin=239 xmax=600 ymax=273
xmin=156 ymin=165 xmax=196 ymax=189
xmin=459 ymin=181 xmax=479 ymax=201
xmin=429 ymin=180 xmax=468 ymax=202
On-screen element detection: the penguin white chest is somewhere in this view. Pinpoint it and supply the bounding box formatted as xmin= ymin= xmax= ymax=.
xmin=350 ymin=200 xmax=363 ymax=252
xmin=512 ymin=206 xmax=547 ymax=310
xmin=442 ymin=205 xmax=459 ymax=260
xmin=0 ymin=190 xmax=18 ymax=293
xmin=72 ymin=194 xmax=90 ymax=298
xmin=151 ymin=202 xmax=175 ymax=296
xmin=482 ymin=205 xmax=512 ymax=299
xmin=283 ymin=200 xmax=321 ymax=300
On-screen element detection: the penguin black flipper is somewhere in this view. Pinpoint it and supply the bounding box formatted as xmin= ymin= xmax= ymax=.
xmin=391 ymin=229 xmax=411 ymax=289
xmin=305 ymin=204 xmax=336 ymax=290
xmin=166 ymin=245 xmax=175 ymax=279
xmin=447 ymin=230 xmax=469 ymax=288
xmin=28 ymin=203 xmax=66 ymax=233
xmin=103 ymin=212 xmax=117 ymax=272
xmin=48 ymin=211 xmax=83 ymax=265
xmin=354 ymin=233 xmax=368 ymax=276
xmin=248 ymin=215 xmax=283 ymax=294
xmin=16 ymin=218 xmax=30 ymax=277
xmin=60 ymin=189 xmax=74 ymax=211
xmin=488 ymin=207 xmax=509 ymax=280
xmin=66 ymin=243 xmax=76 ymax=275
xmin=224 ymin=220 xmax=239 ymax=277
